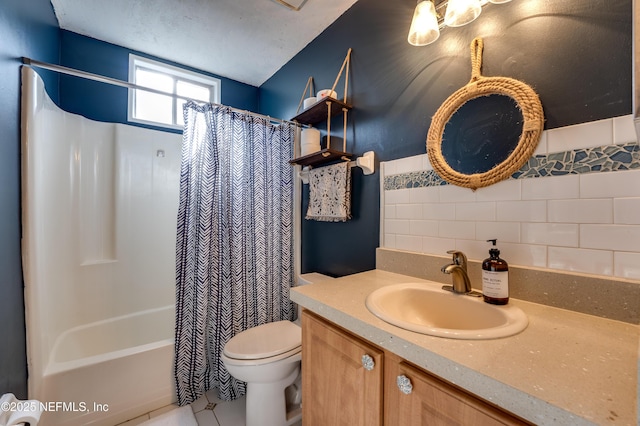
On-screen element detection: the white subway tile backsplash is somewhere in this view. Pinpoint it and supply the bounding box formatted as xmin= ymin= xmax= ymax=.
xmin=612 ymin=114 xmax=636 ymax=144
xmin=497 ymin=200 xmax=547 ymax=222
xmin=548 ymin=247 xmax=613 ymax=276
xmin=614 ymin=252 xmax=640 ymax=280
xmin=475 ymin=179 xmax=521 ymax=201
xmin=459 ymin=240 xmax=547 ymax=267
xmin=384 ymin=234 xmax=397 ymax=249
xmin=522 ymin=174 xmax=579 ymax=200
xmin=387 ymin=154 xmax=425 ymax=174
xmin=533 ymin=130 xmax=548 ymax=156
xmin=385 ymin=205 xmax=397 ymax=219
xmin=439 ymin=185 xmax=477 ymax=203
xmin=395 ymin=235 xmax=423 ymax=253
xmin=580 ymin=224 xmax=640 ymax=252
xmin=613 ymin=198 xmax=640 ymax=224
xmin=439 ymin=221 xmax=475 ymax=239
xmin=421 ymin=236 xmax=456 ymax=256
xmin=521 ymin=223 xmax=579 ymax=247
xmin=385 ymin=189 xmax=411 ymax=205
xmin=380 ymin=116 xmax=640 ymax=281
xmin=580 ymin=170 xmax=640 ymax=199
xmin=396 ymin=204 xmax=422 ymax=219
xmin=498 ymin=242 xmax=548 ymax=268
xmin=475 ymin=222 xmax=520 ymax=243
xmin=383 ymin=156 xmax=423 ymax=175
xmin=422 ymin=155 xmax=433 ymax=171
xmin=453 ymin=239 xmax=488 ymax=263
xmin=547 ymin=118 xmax=612 ymax=152
xmin=455 ymin=202 xmax=496 ymax=222
xmin=548 ymin=199 xmax=613 ymax=224
xmin=410 ymin=220 xmax=439 ymax=237
xmin=381 ymin=160 xmax=398 ymax=176
xmin=422 ymin=203 xmax=455 ymax=220
xmin=410 ymin=186 xmax=439 ymax=203
xmin=384 ymin=219 xmax=411 ymax=235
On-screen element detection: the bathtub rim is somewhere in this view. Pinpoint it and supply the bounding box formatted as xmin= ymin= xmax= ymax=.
xmin=46 ymin=304 xmax=175 ymax=376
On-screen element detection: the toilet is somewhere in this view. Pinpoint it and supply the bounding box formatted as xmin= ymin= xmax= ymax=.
xmin=221 ymin=273 xmax=334 ymax=426
xmin=221 ymin=320 xmax=302 ymax=426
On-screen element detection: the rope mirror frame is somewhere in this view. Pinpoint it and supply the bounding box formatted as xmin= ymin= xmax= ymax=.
xmin=427 ymin=37 xmax=545 ymax=191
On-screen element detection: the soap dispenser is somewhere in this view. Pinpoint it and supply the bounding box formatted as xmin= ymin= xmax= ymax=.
xmin=482 ymin=239 xmax=509 ymax=305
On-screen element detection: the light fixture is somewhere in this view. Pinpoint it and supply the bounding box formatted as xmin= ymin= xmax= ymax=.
xmin=444 ymin=0 xmax=482 ymax=27
xmin=408 ymin=0 xmax=440 ymax=46
xmin=408 ymin=0 xmax=514 ymax=46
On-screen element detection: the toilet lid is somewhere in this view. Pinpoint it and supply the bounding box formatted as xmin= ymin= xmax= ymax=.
xmin=223 ymin=321 xmax=301 ymax=360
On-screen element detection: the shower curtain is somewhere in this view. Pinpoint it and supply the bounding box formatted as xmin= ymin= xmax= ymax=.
xmin=174 ymin=101 xmax=295 ymax=405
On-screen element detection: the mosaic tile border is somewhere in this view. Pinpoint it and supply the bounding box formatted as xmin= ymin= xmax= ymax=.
xmin=383 ymin=142 xmax=640 ymax=191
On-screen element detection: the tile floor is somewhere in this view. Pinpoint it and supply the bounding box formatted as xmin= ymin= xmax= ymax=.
xmin=116 ymin=389 xmax=302 ymax=426
xmin=116 ymin=389 xmax=246 ymax=426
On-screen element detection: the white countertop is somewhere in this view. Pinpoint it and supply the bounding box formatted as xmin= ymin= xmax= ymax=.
xmin=290 ymin=269 xmax=639 ymax=425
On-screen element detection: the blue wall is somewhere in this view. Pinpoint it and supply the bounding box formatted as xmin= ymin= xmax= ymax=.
xmin=0 ymin=0 xmax=60 ymax=398
xmin=59 ymin=30 xmax=260 ymax=132
xmin=260 ymin=0 xmax=632 ymax=277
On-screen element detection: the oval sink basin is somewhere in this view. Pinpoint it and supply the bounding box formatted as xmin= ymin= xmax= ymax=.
xmin=365 ymin=283 xmax=528 ymax=340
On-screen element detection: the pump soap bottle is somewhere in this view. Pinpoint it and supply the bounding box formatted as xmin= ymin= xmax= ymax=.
xmin=482 ymin=239 xmax=509 ymax=305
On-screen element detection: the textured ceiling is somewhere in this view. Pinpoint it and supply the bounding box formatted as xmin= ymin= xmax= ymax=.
xmin=50 ymin=0 xmax=358 ymax=86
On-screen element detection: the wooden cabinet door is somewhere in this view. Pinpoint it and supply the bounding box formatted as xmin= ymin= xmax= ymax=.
xmin=302 ymin=310 xmax=384 ymax=426
xmin=385 ymin=353 xmax=531 ymax=426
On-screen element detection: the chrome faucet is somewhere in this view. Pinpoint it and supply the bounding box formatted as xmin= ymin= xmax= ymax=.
xmin=441 ymin=250 xmax=472 ymax=294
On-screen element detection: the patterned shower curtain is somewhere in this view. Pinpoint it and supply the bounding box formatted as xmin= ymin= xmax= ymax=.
xmin=174 ymin=101 xmax=295 ymax=405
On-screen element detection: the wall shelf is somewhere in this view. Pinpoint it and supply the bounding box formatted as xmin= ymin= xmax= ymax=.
xmin=291 ymin=97 xmax=352 ymax=125
xmin=290 ymin=49 xmax=355 ymax=167
xmin=289 ymin=148 xmax=353 ymax=167
xmin=288 ymin=50 xmax=376 ymax=180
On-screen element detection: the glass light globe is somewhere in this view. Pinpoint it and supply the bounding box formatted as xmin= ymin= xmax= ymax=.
xmin=408 ymin=0 xmax=440 ymax=46
xmin=444 ymin=0 xmax=482 ymax=27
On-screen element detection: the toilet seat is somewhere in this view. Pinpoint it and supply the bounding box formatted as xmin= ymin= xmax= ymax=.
xmin=223 ymin=320 xmax=301 ymax=365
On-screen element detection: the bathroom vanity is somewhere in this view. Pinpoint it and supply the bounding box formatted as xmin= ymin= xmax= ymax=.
xmin=302 ymin=310 xmax=529 ymax=425
xmin=291 ymin=268 xmax=639 ymax=425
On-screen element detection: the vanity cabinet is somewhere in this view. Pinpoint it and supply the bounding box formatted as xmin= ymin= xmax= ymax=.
xmin=302 ymin=310 xmax=531 ymax=426
xmin=301 ymin=310 xmax=384 ymax=426
xmin=384 ymin=352 xmax=529 ymax=425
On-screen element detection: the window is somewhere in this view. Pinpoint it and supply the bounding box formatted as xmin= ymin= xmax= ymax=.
xmin=128 ymin=54 xmax=221 ymax=129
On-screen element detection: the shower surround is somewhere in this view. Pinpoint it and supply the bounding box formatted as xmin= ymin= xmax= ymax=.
xmin=21 ymin=67 xmax=182 ymax=425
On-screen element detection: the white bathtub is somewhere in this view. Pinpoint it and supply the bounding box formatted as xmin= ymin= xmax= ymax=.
xmin=38 ymin=306 xmax=176 ymax=426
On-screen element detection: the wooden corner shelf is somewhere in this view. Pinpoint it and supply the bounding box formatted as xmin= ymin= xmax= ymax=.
xmin=292 ymin=97 xmax=352 ymax=125
xmin=289 ymin=148 xmax=353 ymax=167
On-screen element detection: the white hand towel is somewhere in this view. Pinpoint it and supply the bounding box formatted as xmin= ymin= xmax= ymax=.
xmin=305 ymin=162 xmax=352 ymax=222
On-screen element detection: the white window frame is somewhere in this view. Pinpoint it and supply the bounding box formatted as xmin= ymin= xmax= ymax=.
xmin=128 ymin=54 xmax=221 ymax=130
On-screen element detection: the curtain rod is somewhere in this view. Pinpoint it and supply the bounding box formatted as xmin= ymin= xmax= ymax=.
xmin=21 ymin=57 xmax=301 ymax=127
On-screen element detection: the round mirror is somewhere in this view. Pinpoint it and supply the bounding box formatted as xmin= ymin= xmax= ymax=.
xmin=441 ymin=94 xmax=523 ymax=175
xmin=427 ymin=38 xmax=544 ymax=191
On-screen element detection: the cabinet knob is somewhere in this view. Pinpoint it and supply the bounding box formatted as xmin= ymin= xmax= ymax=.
xmin=361 ymin=354 xmax=375 ymax=371
xmin=397 ymin=375 xmax=413 ymax=395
